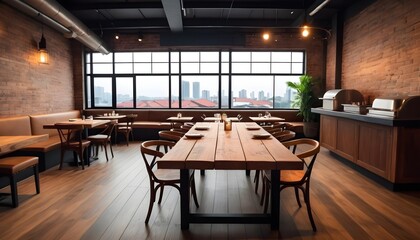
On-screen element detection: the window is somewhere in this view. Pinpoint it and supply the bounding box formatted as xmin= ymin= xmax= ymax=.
xmin=85 ymin=50 xmax=305 ymax=109
xmin=92 ymin=77 xmax=113 ymax=107
xmin=136 ymin=76 xmax=169 ymax=108
xmin=116 ymin=77 xmax=134 ymax=108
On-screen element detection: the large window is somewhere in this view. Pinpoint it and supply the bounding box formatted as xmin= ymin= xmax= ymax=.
xmin=85 ymin=50 xmax=305 ymax=109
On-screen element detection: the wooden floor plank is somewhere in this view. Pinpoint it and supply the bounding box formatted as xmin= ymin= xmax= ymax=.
xmin=0 ymin=142 xmax=419 ymax=239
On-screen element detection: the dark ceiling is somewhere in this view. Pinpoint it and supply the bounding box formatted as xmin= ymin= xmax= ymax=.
xmin=54 ymin=0 xmax=362 ymax=35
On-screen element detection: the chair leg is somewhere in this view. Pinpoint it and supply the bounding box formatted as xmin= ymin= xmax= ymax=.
xmin=59 ymin=149 xmax=65 ymax=170
xmin=263 ymin=180 xmax=270 ymax=214
xmin=260 ymin=176 xmax=266 ymax=206
xmin=78 ymin=150 xmax=85 ymax=170
xmin=9 ymin=174 xmax=18 ymax=208
xmin=294 ymin=187 xmax=302 ymax=208
xmin=254 ymin=170 xmax=260 ymax=194
xmin=145 ymin=183 xmax=156 ymax=223
xmin=304 ymin=185 xmax=317 ymax=232
xmin=158 ymin=185 xmax=165 ymax=204
xmin=109 ymin=140 xmax=114 ymax=158
xmin=190 ymin=175 xmax=200 ymax=208
xmin=34 ymin=165 xmax=40 ymax=194
xmin=104 ymin=143 xmax=109 ymax=162
xmin=125 ymin=132 xmax=129 ymax=146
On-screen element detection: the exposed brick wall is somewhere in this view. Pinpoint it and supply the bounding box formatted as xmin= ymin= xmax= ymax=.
xmin=0 ymin=3 xmax=75 ymax=117
xmin=327 ymin=0 xmax=420 ymax=101
xmin=326 ymin=31 xmax=337 ymax=90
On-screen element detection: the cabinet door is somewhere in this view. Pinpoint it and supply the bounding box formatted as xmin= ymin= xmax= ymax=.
xmin=320 ymin=115 xmax=337 ymax=150
xmin=336 ymin=118 xmax=358 ymax=162
xmin=357 ymin=123 xmax=392 ymax=178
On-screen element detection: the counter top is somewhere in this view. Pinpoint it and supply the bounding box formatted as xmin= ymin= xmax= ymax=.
xmin=311 ymin=108 xmax=420 ymax=127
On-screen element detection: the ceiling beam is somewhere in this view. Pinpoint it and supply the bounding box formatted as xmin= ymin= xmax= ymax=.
xmin=161 ymin=0 xmax=183 ymax=32
xmin=61 ymin=2 xmax=163 ymax=11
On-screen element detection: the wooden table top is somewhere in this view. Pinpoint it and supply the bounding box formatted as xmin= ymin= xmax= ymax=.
xmin=158 ymin=122 xmax=302 ymax=171
xmin=94 ymin=115 xmax=126 ymax=120
xmin=249 ymin=116 xmax=285 ymax=123
xmin=43 ymin=119 xmax=110 ymax=129
xmin=0 ymin=134 xmax=49 ymax=155
xmin=167 ymin=116 xmax=194 ymax=122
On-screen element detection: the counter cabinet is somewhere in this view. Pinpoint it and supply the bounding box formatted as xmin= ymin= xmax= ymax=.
xmin=317 ymin=112 xmax=420 ymax=189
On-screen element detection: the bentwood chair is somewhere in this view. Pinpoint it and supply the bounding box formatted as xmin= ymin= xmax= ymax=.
xmin=141 ymin=140 xmax=199 ymax=223
xmin=254 ymin=129 xmax=296 ymax=194
xmin=56 ymin=124 xmax=91 ymax=170
xmin=261 ymin=138 xmax=320 ymax=231
xmin=87 ymin=120 xmax=117 ymax=162
xmin=159 ymin=130 xmax=184 ymax=143
xmin=116 ymin=114 xmax=137 ymax=146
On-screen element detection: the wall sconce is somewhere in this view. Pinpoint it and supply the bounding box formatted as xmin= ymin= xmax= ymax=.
xmin=301 ymin=25 xmax=331 ymax=39
xmin=38 ymin=33 xmax=48 ymax=64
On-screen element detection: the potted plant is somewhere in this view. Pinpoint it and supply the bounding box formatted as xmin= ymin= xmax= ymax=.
xmin=287 ymin=75 xmax=320 ymax=138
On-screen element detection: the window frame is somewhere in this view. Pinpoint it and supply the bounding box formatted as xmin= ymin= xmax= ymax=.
xmin=84 ymin=50 xmax=306 ymax=110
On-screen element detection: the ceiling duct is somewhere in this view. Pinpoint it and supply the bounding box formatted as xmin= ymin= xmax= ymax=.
xmin=4 ymin=0 xmax=110 ymax=54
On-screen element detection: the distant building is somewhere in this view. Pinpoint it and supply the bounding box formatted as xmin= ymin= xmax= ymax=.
xmin=239 ymin=89 xmax=247 ymax=98
xmin=182 ymin=81 xmax=190 ymax=99
xmin=258 ymin=90 xmax=265 ymax=100
xmin=202 ymin=90 xmax=210 ymax=100
xmin=250 ymin=91 xmax=255 ymax=100
xmin=193 ymin=82 xmax=200 ymax=99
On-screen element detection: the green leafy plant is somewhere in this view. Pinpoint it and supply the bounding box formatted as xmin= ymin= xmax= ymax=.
xmin=287 ymin=75 xmax=318 ymax=122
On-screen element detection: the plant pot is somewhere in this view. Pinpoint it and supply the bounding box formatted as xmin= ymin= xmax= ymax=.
xmin=303 ymin=122 xmax=319 ymax=138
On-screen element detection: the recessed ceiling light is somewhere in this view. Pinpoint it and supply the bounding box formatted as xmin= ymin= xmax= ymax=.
xmin=291 ymin=11 xmax=294 ymax=14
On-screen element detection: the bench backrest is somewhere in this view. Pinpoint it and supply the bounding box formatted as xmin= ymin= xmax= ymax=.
xmin=0 ymin=116 xmax=32 ymax=136
xmin=30 ymin=111 xmax=81 ymax=137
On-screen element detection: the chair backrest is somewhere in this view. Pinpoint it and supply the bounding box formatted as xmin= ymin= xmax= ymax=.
xmin=125 ymin=114 xmax=137 ymax=126
xmin=272 ymin=130 xmax=296 ymax=142
xmin=140 ymin=140 xmax=176 ymax=179
xmin=55 ymin=124 xmax=84 ymax=148
xmin=159 ymin=130 xmax=183 ymax=142
xmin=100 ymin=120 xmax=117 ymax=137
xmin=282 ymin=138 xmax=320 ymax=182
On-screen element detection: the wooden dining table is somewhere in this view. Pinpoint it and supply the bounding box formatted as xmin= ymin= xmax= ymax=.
xmin=157 ymin=122 xmax=303 ymax=230
xmin=0 ymin=135 xmax=49 ymax=156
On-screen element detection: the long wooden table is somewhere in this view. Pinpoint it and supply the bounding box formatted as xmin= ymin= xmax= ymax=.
xmin=158 ymin=122 xmax=302 ymax=230
xmin=249 ymin=116 xmax=285 ymax=123
xmin=0 ymin=135 xmax=49 ymax=156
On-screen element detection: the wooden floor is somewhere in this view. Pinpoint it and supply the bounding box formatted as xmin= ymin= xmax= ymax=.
xmin=1 ymin=142 xmax=419 ymax=240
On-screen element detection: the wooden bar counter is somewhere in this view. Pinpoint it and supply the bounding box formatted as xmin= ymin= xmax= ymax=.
xmin=312 ymin=108 xmax=420 ymax=190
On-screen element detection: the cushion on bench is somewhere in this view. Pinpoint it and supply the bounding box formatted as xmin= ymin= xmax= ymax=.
xmin=30 ymin=111 xmax=80 ymax=137
xmin=0 ymin=116 xmax=32 ymax=136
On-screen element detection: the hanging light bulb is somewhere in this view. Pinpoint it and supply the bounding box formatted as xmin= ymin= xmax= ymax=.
xmin=38 ymin=33 xmax=48 ymax=64
xmin=262 ymin=33 xmax=270 ymax=41
xmin=301 ymin=25 xmax=310 ymax=37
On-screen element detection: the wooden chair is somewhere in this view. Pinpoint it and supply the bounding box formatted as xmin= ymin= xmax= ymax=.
xmin=87 ymin=120 xmax=117 ymax=162
xmin=140 ymin=140 xmax=199 ymax=223
xmin=261 ymin=138 xmax=320 ymax=231
xmin=56 ymin=124 xmax=91 ymax=170
xmin=0 ymin=156 xmax=40 ymax=207
xmin=116 ymin=114 xmax=137 ymax=146
xmin=159 ymin=130 xmax=184 ymax=143
xmin=254 ymin=129 xmax=296 ymax=194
